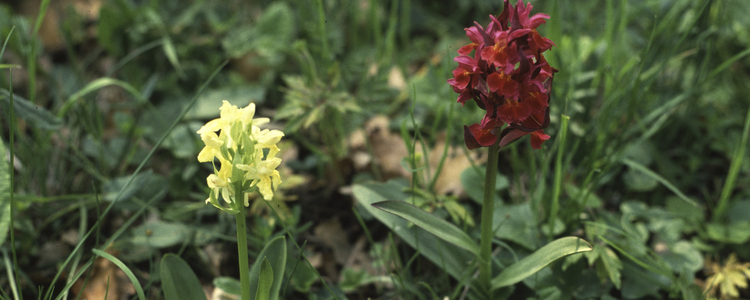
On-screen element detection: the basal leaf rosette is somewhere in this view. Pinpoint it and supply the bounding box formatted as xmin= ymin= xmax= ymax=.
xmin=448 ymin=0 xmax=558 ymax=150
xmin=197 ymin=100 xmax=284 ymax=213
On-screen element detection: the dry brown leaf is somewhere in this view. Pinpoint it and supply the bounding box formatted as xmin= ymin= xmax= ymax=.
xmin=72 ymin=249 xmax=134 ymax=300
xmin=313 ymin=217 xmax=352 ymax=265
xmin=424 ymin=134 xmax=486 ymax=197
xmin=348 ymin=115 xmax=410 ymax=179
xmin=349 ymin=115 xmax=486 ymax=198
xmin=387 ymin=66 xmax=406 ymax=91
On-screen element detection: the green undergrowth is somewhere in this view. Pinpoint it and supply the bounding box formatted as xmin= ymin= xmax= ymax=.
xmin=1 ymin=0 xmax=749 ymax=299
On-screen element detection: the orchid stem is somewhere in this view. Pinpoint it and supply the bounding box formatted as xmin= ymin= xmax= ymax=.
xmin=479 ymin=140 xmax=500 ymax=291
xmin=234 ymin=183 xmax=252 ymax=300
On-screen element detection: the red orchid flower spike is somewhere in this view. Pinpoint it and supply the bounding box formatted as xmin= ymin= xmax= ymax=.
xmin=448 ymin=0 xmax=557 ymax=150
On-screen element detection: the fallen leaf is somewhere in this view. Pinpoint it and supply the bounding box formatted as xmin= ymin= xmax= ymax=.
xmin=349 ymin=115 xmax=486 ymax=197
xmin=313 ymin=217 xmax=352 ymax=265
xmin=72 ymin=249 xmax=135 ymax=300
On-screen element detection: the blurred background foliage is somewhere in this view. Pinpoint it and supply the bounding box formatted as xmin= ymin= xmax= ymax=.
xmin=0 ymin=0 xmax=749 ymax=299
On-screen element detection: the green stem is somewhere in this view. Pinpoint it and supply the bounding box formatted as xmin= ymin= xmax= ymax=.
xmin=549 ymin=115 xmax=569 ymax=237
xmin=479 ymin=141 xmax=500 ymax=291
xmin=714 ymin=105 xmax=750 ymax=221
xmin=234 ymin=183 xmax=252 ymax=300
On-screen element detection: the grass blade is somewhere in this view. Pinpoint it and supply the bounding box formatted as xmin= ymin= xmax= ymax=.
xmin=621 ymin=158 xmax=700 ymax=208
xmin=91 ymin=249 xmax=145 ymax=300
xmin=58 ymin=77 xmax=148 ymax=117
xmin=714 ymin=105 xmax=750 ymax=220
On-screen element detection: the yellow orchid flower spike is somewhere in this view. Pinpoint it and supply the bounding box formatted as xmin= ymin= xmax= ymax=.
xmin=197 ymin=100 xmax=284 ymax=213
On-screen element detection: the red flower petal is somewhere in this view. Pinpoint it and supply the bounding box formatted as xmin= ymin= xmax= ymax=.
xmin=458 ymin=43 xmax=478 ymax=55
xmin=464 ymin=123 xmax=497 ymax=150
xmin=497 ymin=98 xmax=531 ymax=124
xmin=530 ymin=130 xmax=550 ymax=149
xmin=487 ymin=72 xmax=519 ymax=99
xmin=523 ymin=91 xmax=548 ymax=113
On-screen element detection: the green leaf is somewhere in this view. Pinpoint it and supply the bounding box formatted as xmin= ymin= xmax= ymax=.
xmin=255 ymin=258 xmax=273 ymax=300
xmin=371 ymin=200 xmax=480 ymax=255
xmin=494 ymin=202 xmax=541 ymax=250
xmin=620 ymin=260 xmax=667 ymax=299
xmin=102 ymin=171 xmax=166 ymax=203
xmin=706 ymin=221 xmax=750 ymax=244
xmin=161 ymin=35 xmax=185 ymax=78
xmin=213 ymin=277 xmax=241 ymax=296
xmin=353 ymin=180 xmax=475 ymax=280
xmin=460 ymin=166 xmax=509 ymax=204
xmin=0 ymin=89 xmax=62 ymax=130
xmin=659 ymin=241 xmax=703 ymax=274
xmin=161 ymin=122 xmax=203 ymax=159
xmin=285 ymin=246 xmax=317 ymax=293
xmin=128 ymin=221 xmax=191 ymax=249
xmin=491 ymin=237 xmax=592 ymax=289
xmin=160 ymin=254 xmax=207 ymax=300
xmin=727 ymin=200 xmax=750 ymax=223
xmin=338 ymin=268 xmax=369 ymax=292
xmin=248 ymin=236 xmax=286 ymax=300
xmin=595 ymin=245 xmax=623 ymax=289
xmin=0 ymin=139 xmax=10 ymax=246
xmin=92 ymin=249 xmax=147 ymax=300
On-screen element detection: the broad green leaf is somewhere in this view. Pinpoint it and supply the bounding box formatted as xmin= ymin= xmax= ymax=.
xmin=353 ymin=180 xmax=475 ymax=280
xmin=623 ymin=167 xmax=659 ymax=192
xmin=285 ymin=243 xmax=317 ymax=292
xmin=339 ymin=268 xmax=369 ymax=292
xmin=706 ymin=221 xmax=750 ymax=244
xmin=160 ymin=254 xmax=207 ymax=300
xmin=161 ymin=122 xmax=203 ymax=159
xmin=460 ymin=166 xmax=509 ymax=204
xmin=371 ymin=200 xmax=480 ymax=255
xmin=92 ymin=249 xmax=146 ymax=300
xmin=494 ymin=202 xmax=541 ymax=250
xmin=491 ymin=237 xmax=592 ymax=289
xmin=727 ymin=200 xmax=750 ymax=223
xmin=248 ymin=236 xmax=286 ymax=300
xmin=213 ymin=277 xmax=241 ymax=296
xmin=128 ymin=221 xmax=191 ymax=249
xmin=0 ymin=89 xmax=62 ymax=130
xmin=0 ymin=139 xmax=10 ymax=246
xmin=255 ymin=258 xmax=273 ymax=300
xmin=659 ymin=241 xmax=703 ymax=274
xmin=102 ymin=171 xmax=166 ymax=203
